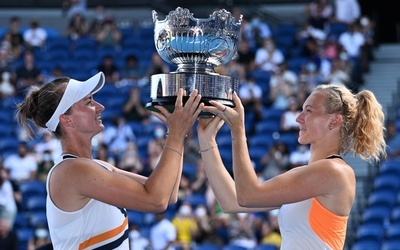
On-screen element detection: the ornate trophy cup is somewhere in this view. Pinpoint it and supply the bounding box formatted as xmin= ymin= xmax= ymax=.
xmin=145 ymin=7 xmax=242 ymax=116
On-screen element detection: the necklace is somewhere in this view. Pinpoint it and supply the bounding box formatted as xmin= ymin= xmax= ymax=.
xmin=326 ymin=154 xmax=342 ymax=159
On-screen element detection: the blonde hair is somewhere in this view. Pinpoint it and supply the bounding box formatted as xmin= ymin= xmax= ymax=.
xmin=315 ymin=84 xmax=387 ymax=162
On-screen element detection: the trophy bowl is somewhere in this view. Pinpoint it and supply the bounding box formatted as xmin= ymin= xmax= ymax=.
xmin=145 ymin=7 xmax=242 ymax=116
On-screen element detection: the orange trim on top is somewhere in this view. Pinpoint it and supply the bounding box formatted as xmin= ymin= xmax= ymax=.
xmin=78 ymin=217 xmax=128 ymax=250
xmin=308 ymin=198 xmax=348 ymax=250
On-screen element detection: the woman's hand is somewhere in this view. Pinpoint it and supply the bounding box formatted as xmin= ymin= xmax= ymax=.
xmin=201 ymin=92 xmax=245 ymax=132
xmin=152 ymin=89 xmax=203 ymax=139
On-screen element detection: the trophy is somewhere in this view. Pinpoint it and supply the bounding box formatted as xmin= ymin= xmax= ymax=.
xmin=145 ymin=7 xmax=242 ymax=116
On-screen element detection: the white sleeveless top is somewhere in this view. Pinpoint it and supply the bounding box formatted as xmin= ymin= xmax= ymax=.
xmin=46 ymin=154 xmax=130 ymax=250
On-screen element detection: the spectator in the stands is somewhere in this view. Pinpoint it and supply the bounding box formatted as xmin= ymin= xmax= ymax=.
xmin=338 ymin=21 xmax=365 ymax=87
xmin=0 ymin=215 xmax=18 ymax=250
xmin=5 ymin=16 xmax=24 ymax=60
xmin=27 ymin=225 xmax=51 ymax=250
xmin=119 ymin=54 xmax=146 ymax=85
xmin=0 ymin=69 xmax=17 ymax=99
xmin=23 ymin=19 xmax=47 ymax=50
xmin=145 ymin=52 xmax=170 ymax=79
xmin=0 ymin=166 xmax=18 ymax=229
xmin=118 ymin=141 xmax=144 ymax=174
xmin=67 ymin=12 xmax=89 ymax=41
xmin=95 ymin=15 xmax=122 ymax=49
xmin=333 ymin=0 xmax=361 ymax=24
xmin=63 ymin=0 xmax=87 ymax=20
xmin=172 ymin=202 xmax=199 ymax=250
xmin=325 ymin=58 xmax=351 ymax=87
xmin=0 ymin=47 xmax=14 ymax=73
xmin=289 ymin=144 xmax=311 ymax=169
xmin=15 ymin=50 xmax=43 ymax=90
xmin=97 ymin=54 xmax=120 ymax=84
xmin=122 ymin=86 xmax=150 ymax=123
xmin=149 ymin=212 xmax=177 ymax=250
xmin=305 ymin=0 xmax=334 ymax=32
xmin=268 ymin=61 xmax=298 ymax=109
xmin=144 ymin=124 xmax=166 ymax=173
xmin=280 ymin=97 xmax=301 ymax=133
xmin=238 ymin=76 xmax=263 ymax=122
xmin=102 ymin=116 xmax=136 ymax=163
xmin=236 ymin=38 xmax=256 ymax=73
xmin=3 ymin=141 xmax=38 ymax=184
xmin=385 ymin=121 xmax=400 ymax=159
xmin=260 ymin=141 xmax=290 ymax=180
xmin=254 ymin=37 xmax=285 ymax=73
xmin=243 ymin=13 xmax=272 ymax=51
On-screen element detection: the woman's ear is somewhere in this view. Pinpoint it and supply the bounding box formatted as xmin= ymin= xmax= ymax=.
xmin=60 ymin=113 xmax=74 ymax=129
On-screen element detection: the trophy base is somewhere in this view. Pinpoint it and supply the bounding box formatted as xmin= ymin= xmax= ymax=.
xmin=146 ymin=96 xmax=235 ymax=118
xmin=145 ymin=72 xmax=238 ymax=117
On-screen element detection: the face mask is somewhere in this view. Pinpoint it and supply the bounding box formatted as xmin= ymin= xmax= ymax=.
xmin=154 ymin=128 xmax=165 ymax=138
xmin=195 ymin=207 xmax=207 ymax=217
xmin=2 ymin=72 xmax=10 ymax=81
xmin=306 ymin=63 xmax=316 ymax=72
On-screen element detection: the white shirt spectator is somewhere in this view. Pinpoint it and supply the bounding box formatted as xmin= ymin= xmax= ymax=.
xmin=338 ymin=25 xmax=365 ymax=57
xmin=255 ymin=38 xmax=285 ymax=72
xmin=23 ymin=19 xmax=47 ymax=48
xmin=0 ymin=176 xmax=17 ymax=227
xmin=150 ymin=216 xmax=177 ymax=250
xmin=334 ymin=0 xmax=361 ymax=24
xmin=4 ymin=143 xmax=38 ymax=182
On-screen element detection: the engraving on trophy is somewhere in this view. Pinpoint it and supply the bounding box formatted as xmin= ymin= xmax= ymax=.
xmin=145 ymin=7 xmax=242 ymax=115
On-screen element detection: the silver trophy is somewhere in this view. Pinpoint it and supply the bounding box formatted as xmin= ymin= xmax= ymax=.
xmin=145 ymin=7 xmax=242 ymax=116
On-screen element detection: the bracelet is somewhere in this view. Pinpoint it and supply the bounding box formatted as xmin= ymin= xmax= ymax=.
xmin=163 ymin=145 xmax=183 ymax=157
xmin=164 ymin=132 xmax=187 ymax=140
xmin=199 ymin=144 xmax=218 ymax=154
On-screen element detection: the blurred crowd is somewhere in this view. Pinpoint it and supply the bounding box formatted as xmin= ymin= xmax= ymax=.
xmin=0 ymin=0 xmax=387 ymax=249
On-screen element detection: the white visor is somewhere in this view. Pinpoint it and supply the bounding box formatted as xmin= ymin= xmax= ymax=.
xmin=45 ymin=72 xmax=105 ymax=132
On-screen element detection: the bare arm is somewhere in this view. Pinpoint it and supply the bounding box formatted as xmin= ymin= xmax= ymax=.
xmin=202 ymin=93 xmax=355 ymax=215
xmin=197 ymin=116 xmax=274 ymax=213
xmin=50 ymin=89 xmax=203 ymax=213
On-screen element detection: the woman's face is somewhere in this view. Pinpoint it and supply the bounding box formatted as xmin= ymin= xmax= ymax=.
xmin=296 ymin=91 xmax=332 ymax=145
xmin=68 ymin=94 xmax=105 ymax=136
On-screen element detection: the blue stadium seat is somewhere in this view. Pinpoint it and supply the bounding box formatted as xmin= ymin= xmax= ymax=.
xmin=373 ymin=174 xmax=400 ymax=192
xmin=379 ymin=159 xmax=400 ymax=176
xmin=351 ymin=239 xmax=381 ymax=250
xmin=13 ymin=212 xmax=30 ymax=230
xmin=216 ymin=133 xmax=233 ymax=148
xmin=19 ymin=180 xmax=47 ymax=198
xmin=355 ymin=223 xmax=385 ymax=242
xmin=26 ymin=195 xmax=47 ymax=213
xmin=391 ymin=206 xmax=400 ymax=223
xmin=367 ymin=189 xmax=397 ymax=208
xmin=182 ymin=194 xmax=207 ymax=208
xmin=386 ymin=223 xmax=400 ymax=241
xmin=327 ymin=22 xmax=348 ymax=37
xmin=126 ymin=209 xmax=145 ymax=227
xmin=362 ymin=205 xmax=391 ymax=225
xmin=16 ymin=228 xmax=34 ymax=250
xmin=382 ymin=239 xmax=400 ymax=250
xmin=255 ymin=120 xmax=281 ymax=134
xmin=194 ymin=243 xmax=221 ymax=250
xmin=256 ymin=244 xmax=278 ymax=250
xmin=45 ymin=37 xmax=70 ymax=52
xmin=223 ymin=244 xmax=248 ymax=250
xmin=29 ymin=211 xmax=48 ymax=228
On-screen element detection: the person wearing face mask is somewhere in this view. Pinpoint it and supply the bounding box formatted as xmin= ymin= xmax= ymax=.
xmin=172 ymin=202 xmax=199 ymax=250
xmin=0 ymin=70 xmax=16 ymax=99
xmin=254 ymin=37 xmax=285 ymax=73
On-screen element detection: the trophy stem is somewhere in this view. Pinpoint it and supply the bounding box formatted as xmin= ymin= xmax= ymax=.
xmin=176 ymin=63 xmax=215 ymax=74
